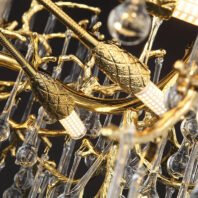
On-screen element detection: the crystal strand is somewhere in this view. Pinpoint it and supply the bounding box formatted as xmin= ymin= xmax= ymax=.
xmin=15 ymin=8 xmax=59 ymax=168
xmin=46 ymin=30 xmax=74 ymax=198
xmin=59 ymin=152 xmax=82 ymax=197
xmin=168 ymin=113 xmax=198 ymax=197
xmin=24 ymin=13 xmax=59 ymax=196
xmin=127 ymin=164 xmax=146 ymax=198
xmin=189 ymin=34 xmax=198 ymax=66
xmin=0 ymin=44 xmax=33 ymax=142
xmin=15 ymin=101 xmax=46 ymax=167
xmin=140 ymin=16 xmax=163 ymax=64
xmin=178 ymin=142 xmax=198 ymax=197
xmin=191 ymin=159 xmax=198 ymax=183
xmin=68 ymin=154 xmax=105 ymax=196
xmin=37 ymin=171 xmax=50 ymax=198
xmin=139 ymin=133 xmax=169 ymax=197
xmin=28 ymin=153 xmax=49 ymax=198
xmin=165 ymin=186 xmax=175 ymax=198
xmin=57 ymin=30 xmax=72 ymax=76
xmin=63 ymin=15 xmax=98 ymax=84
xmin=44 ymin=26 xmax=77 ymax=198
xmin=153 ymin=57 xmax=164 ymax=84
xmin=107 ymin=124 xmax=136 ymax=198
xmin=58 ymin=139 xmax=76 ymax=176
xmin=48 ymin=139 xmax=76 ymax=198
xmin=43 ymin=14 xmax=56 ymax=40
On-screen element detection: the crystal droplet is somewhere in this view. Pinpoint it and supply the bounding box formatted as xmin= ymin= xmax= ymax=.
xmin=15 ymin=144 xmax=37 ymax=167
xmin=167 ymin=144 xmax=189 ymax=178
xmin=181 ymin=118 xmax=198 ymax=140
xmin=108 ymin=0 xmax=151 ymax=46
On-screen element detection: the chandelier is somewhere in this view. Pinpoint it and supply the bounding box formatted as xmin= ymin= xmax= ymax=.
xmin=0 ymin=0 xmax=197 ymax=197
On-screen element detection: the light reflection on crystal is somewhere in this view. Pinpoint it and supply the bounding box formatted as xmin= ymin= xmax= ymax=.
xmin=108 ymin=0 xmax=151 ymax=45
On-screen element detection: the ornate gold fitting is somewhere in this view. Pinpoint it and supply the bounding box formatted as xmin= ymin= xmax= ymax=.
xmin=146 ymin=0 xmax=177 ymax=19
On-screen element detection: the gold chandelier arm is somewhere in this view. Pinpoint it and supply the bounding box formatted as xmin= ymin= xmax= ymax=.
xmin=0 ymin=52 xmax=21 ymax=71
xmin=0 ymin=51 xmax=179 ymax=114
xmin=146 ymin=0 xmax=177 ymax=19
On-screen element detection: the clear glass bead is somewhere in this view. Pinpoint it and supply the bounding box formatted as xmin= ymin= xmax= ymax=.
xmin=167 ymin=144 xmax=189 ymax=178
xmin=108 ymin=0 xmax=151 ymax=46
xmin=14 ymin=168 xmax=34 ymax=190
xmin=3 ymin=185 xmax=22 ymax=198
xmin=15 ymin=144 xmax=37 ymax=167
xmin=181 ymin=118 xmax=198 ymax=140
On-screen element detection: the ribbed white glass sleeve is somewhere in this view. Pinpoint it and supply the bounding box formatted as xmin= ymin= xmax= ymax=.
xmin=135 ymin=81 xmax=167 ymax=116
xmin=173 ymin=0 xmax=198 ymax=26
xmin=59 ymin=110 xmax=87 ymax=139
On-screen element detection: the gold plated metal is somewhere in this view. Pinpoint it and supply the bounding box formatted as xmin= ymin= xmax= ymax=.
xmin=0 ymin=31 xmax=75 ymax=120
xmin=37 ymin=0 xmax=151 ymax=94
xmin=146 ymin=0 xmax=177 ymax=19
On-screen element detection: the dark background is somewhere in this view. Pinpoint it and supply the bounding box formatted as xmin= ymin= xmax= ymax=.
xmin=0 ymin=0 xmax=197 ymax=197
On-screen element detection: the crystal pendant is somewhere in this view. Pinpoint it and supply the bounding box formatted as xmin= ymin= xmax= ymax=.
xmin=181 ymin=116 xmax=198 ymax=141
xmin=3 ymin=185 xmax=22 ymax=198
xmin=167 ymin=143 xmax=189 ymax=178
xmin=15 ymin=144 xmax=37 ymax=167
xmin=108 ymin=0 xmax=151 ymax=46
